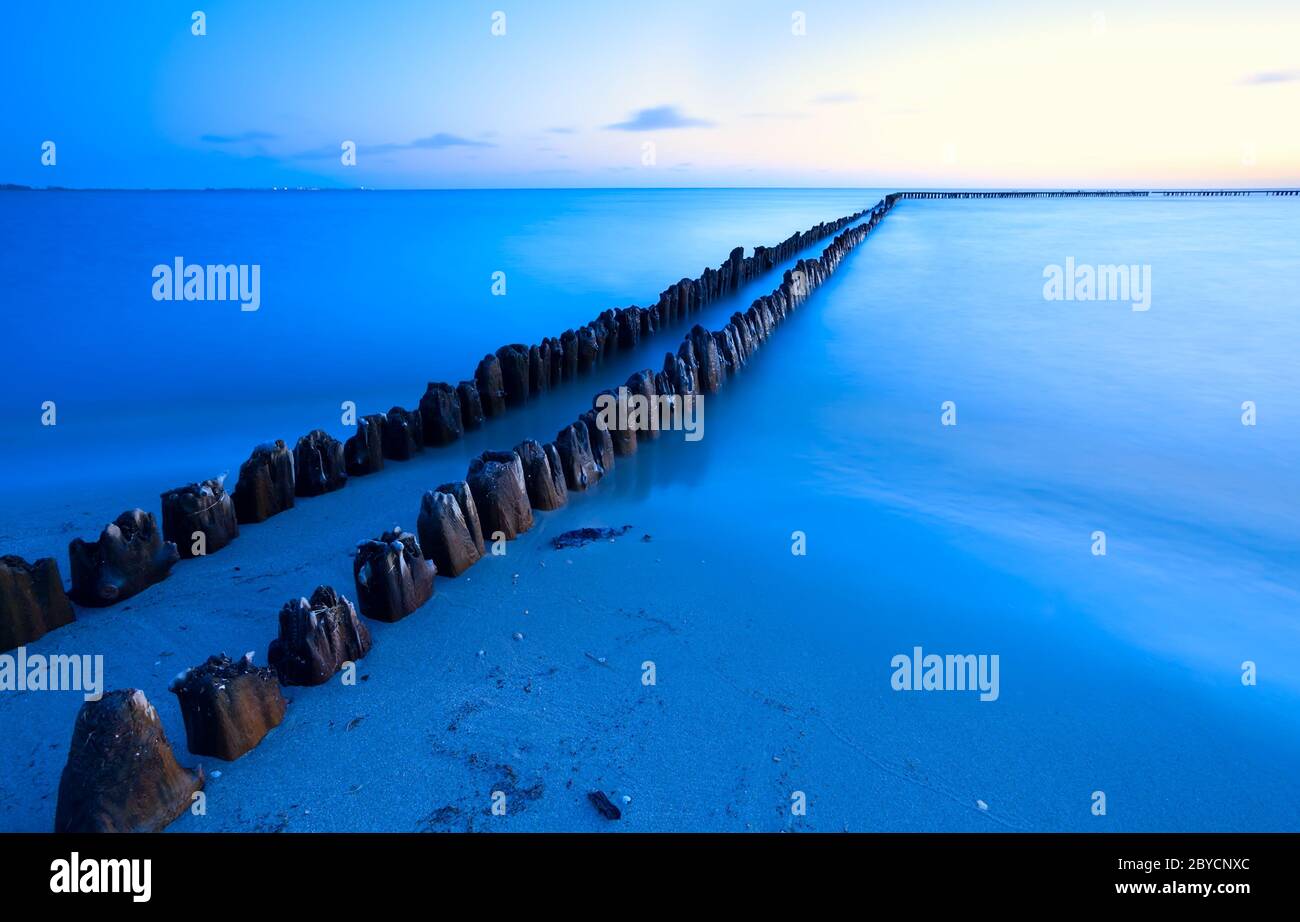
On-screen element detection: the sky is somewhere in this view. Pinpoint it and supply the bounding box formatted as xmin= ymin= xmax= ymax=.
xmin=3 ymin=0 xmax=1298 ymax=189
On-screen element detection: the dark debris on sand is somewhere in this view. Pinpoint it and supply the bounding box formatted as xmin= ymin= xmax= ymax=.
xmin=588 ymin=790 xmax=622 ymax=820
xmin=551 ymin=526 xmax=633 ymax=549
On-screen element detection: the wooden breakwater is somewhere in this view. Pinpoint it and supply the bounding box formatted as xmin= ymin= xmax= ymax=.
xmin=393 ymin=196 xmax=896 ymax=602
xmin=9 ymin=184 xmax=1296 ymax=652
xmin=1 ymin=205 xmax=877 ymax=655
xmin=896 ymin=189 xmax=1300 ymax=198
xmin=49 ymin=197 xmax=898 ymax=831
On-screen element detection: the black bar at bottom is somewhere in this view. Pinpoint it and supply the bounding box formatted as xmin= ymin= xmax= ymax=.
xmin=2 ymin=832 xmax=1288 ymax=906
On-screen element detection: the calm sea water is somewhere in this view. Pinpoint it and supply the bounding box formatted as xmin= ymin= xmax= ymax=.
xmin=0 ymin=190 xmax=1296 ymax=830
xmin=548 ymin=194 xmax=1300 ymax=830
xmin=0 ymin=188 xmax=880 ymax=494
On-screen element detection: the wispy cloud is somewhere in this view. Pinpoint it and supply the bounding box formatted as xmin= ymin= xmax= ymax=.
xmin=605 ymin=105 xmax=714 ymax=131
xmin=291 ymin=133 xmax=494 ymax=160
xmin=370 ymin=133 xmax=495 ymax=152
xmin=201 ymin=130 xmax=279 ymax=144
xmin=546 ymin=126 xmax=577 ymax=134
xmin=1238 ymin=70 xmax=1300 ymax=85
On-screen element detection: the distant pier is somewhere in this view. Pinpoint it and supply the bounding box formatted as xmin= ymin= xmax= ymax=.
xmin=895 ymin=189 xmax=1299 ymax=198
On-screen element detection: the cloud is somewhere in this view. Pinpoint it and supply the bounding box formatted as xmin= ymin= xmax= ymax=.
xmin=605 ymin=105 xmax=714 ymax=131
xmin=546 ymin=126 xmax=577 ymax=134
xmin=201 ymin=131 xmax=279 ymax=144
xmin=1238 ymin=70 xmax=1300 ymax=85
xmin=290 ymin=133 xmax=494 ymax=160
xmin=377 ymin=133 xmax=495 ymax=152
xmin=811 ymin=92 xmax=863 ymax=104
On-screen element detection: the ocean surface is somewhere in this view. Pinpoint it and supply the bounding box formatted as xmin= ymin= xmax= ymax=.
xmin=0 ymin=189 xmax=1296 ymax=831
xmin=0 ymin=188 xmax=880 ymax=496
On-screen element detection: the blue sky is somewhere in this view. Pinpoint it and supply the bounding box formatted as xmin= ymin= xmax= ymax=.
xmin=3 ymin=0 xmax=1298 ymax=188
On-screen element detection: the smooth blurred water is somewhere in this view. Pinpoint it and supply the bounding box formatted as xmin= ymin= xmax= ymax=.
xmin=3 ymin=191 xmax=1295 ymax=673
xmin=817 ymin=198 xmax=1300 ymax=669
xmin=0 ymin=188 xmax=881 ymax=495
xmin=561 ymin=195 xmax=1300 ymax=829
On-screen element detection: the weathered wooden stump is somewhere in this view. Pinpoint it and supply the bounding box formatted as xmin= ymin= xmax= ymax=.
xmin=54 ymin=689 xmax=203 ymax=833
xmin=170 ymin=652 xmax=286 ymax=761
xmin=68 ymin=510 xmax=179 ymax=607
